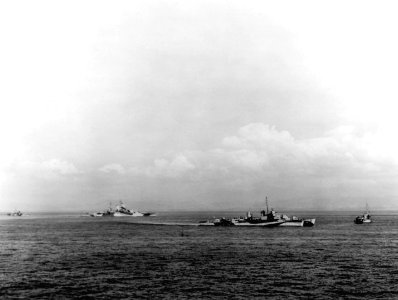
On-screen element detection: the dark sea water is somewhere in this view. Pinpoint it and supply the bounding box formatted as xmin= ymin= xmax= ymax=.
xmin=1 ymin=211 xmax=398 ymax=299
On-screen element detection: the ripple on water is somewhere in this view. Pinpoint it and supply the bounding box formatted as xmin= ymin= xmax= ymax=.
xmin=1 ymin=213 xmax=398 ymax=299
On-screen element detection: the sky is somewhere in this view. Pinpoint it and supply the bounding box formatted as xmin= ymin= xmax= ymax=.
xmin=1 ymin=0 xmax=398 ymax=212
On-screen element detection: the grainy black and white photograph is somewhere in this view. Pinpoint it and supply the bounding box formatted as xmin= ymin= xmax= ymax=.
xmin=1 ymin=0 xmax=398 ymax=299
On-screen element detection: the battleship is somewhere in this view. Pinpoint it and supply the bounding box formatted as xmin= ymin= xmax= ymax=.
xmin=90 ymin=202 xmax=156 ymax=217
xmin=113 ymin=201 xmax=156 ymax=217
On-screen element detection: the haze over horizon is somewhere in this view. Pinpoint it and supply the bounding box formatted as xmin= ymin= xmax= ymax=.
xmin=1 ymin=1 xmax=398 ymax=212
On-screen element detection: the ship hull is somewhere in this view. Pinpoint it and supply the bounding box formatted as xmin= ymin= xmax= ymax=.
xmin=354 ymin=216 xmax=371 ymax=224
xmin=90 ymin=211 xmax=114 ymax=217
xmin=198 ymin=222 xmax=215 ymax=226
xmin=114 ymin=212 xmax=144 ymax=217
xmin=206 ymin=219 xmax=284 ymax=227
xmin=303 ymin=218 xmax=316 ymax=227
xmin=280 ymin=221 xmax=304 ymax=227
xmin=90 ymin=213 xmax=103 ymax=217
xmin=233 ymin=220 xmax=284 ymax=227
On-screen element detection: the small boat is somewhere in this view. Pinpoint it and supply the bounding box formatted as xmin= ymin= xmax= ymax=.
xmin=354 ymin=203 xmax=372 ymax=224
xmin=142 ymin=212 xmax=157 ymax=217
xmin=7 ymin=210 xmax=23 ymax=217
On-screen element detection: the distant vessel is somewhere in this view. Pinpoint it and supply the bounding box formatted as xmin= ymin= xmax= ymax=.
xmin=199 ymin=197 xmax=284 ymax=227
xmin=230 ymin=208 xmax=285 ymax=227
xmin=90 ymin=202 xmax=155 ymax=217
xmin=199 ymin=212 xmax=284 ymax=227
xmin=7 ymin=210 xmax=23 ymax=217
xmin=354 ymin=203 xmax=372 ymax=224
xmin=113 ymin=201 xmax=156 ymax=217
xmin=199 ymin=197 xmax=316 ymax=227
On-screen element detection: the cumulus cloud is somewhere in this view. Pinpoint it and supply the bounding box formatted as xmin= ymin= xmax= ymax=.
xmin=4 ymin=123 xmax=398 ymax=211
xmin=181 ymin=123 xmax=398 ymax=208
xmin=41 ymin=159 xmax=80 ymax=175
xmin=145 ymin=123 xmax=398 ymax=190
xmin=9 ymin=159 xmax=80 ymax=179
xmin=229 ymin=123 xmax=395 ymax=166
xmin=92 ymin=123 xmax=398 ymax=189
xmin=219 ymin=123 xmax=296 ymax=170
xmin=146 ymin=154 xmax=196 ymax=178
xmin=99 ymin=163 xmax=126 ymax=174
xmin=123 ymin=122 xmax=396 ymax=186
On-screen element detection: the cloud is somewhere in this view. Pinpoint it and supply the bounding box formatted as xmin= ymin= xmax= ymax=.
xmin=41 ymin=159 xmax=80 ymax=175
xmin=141 ymin=123 xmax=398 ymax=192
xmin=118 ymin=122 xmax=396 ymax=187
xmin=4 ymin=123 xmax=397 ymax=211
xmin=146 ymin=155 xmax=196 ymax=178
xmin=6 ymin=159 xmax=80 ymax=181
xmin=219 ymin=123 xmax=296 ymax=170
xmin=99 ymin=163 xmax=126 ymax=174
xmin=88 ymin=123 xmax=398 ymax=195
xmin=223 ymin=123 xmax=294 ymax=148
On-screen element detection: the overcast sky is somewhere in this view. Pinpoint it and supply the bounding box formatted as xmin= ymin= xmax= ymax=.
xmin=1 ymin=0 xmax=398 ymax=212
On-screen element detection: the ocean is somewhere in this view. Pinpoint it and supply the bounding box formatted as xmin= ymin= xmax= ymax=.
xmin=1 ymin=211 xmax=398 ymax=299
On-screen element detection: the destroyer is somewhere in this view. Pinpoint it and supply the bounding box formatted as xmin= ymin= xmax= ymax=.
xmin=199 ymin=197 xmax=316 ymax=227
xmin=199 ymin=197 xmax=281 ymax=227
xmin=229 ymin=208 xmax=285 ymax=227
